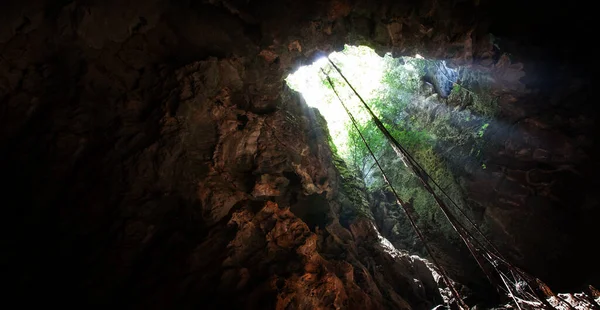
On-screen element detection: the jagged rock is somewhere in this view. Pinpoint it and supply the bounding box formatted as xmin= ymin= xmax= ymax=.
xmin=1 ymin=0 xmax=597 ymax=308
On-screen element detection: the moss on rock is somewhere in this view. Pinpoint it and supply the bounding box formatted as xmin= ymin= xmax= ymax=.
xmin=312 ymin=108 xmax=374 ymax=224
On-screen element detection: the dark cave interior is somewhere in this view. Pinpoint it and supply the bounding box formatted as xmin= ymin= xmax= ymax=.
xmin=1 ymin=0 xmax=598 ymax=309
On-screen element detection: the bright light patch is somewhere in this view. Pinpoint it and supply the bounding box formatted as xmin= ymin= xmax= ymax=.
xmin=285 ymin=45 xmax=387 ymax=158
xmin=286 ymin=45 xmax=429 ymax=165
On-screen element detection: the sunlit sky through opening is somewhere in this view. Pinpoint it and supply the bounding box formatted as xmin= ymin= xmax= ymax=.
xmin=286 ymin=45 xmax=389 ymax=159
xmin=286 ymin=46 xmax=424 ymax=160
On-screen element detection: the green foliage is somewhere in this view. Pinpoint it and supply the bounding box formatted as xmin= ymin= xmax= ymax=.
xmin=313 ymin=109 xmax=372 ymax=222
xmin=334 ymin=53 xmax=497 ymax=244
xmin=478 ymin=123 xmax=489 ymax=137
xmin=452 ymin=83 xmax=461 ymax=93
xmin=288 ymin=45 xmax=499 ymax=251
xmin=472 ymin=93 xmax=499 ymax=118
xmin=322 ymin=54 xmax=468 ymax=240
xmin=449 ymin=69 xmax=500 ymax=118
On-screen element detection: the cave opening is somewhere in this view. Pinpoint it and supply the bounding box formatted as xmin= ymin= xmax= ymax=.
xmin=285 ymin=45 xmax=531 ymax=303
xmin=4 ymin=0 xmax=598 ymax=308
xmin=286 ymin=45 xmax=496 ymax=256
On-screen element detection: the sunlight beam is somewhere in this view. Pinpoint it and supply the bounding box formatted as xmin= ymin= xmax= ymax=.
xmin=286 ymin=45 xmax=389 ymax=159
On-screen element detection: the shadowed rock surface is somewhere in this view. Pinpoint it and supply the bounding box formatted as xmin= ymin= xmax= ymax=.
xmin=1 ymin=0 xmax=597 ymax=308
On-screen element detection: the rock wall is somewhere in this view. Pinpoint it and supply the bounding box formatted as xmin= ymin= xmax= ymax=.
xmin=2 ymin=51 xmax=448 ymax=308
xmin=1 ymin=0 xmax=597 ymax=307
xmin=374 ymin=53 xmax=598 ymax=292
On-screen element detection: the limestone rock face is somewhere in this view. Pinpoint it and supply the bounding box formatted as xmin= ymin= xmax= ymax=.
xmin=0 ymin=27 xmax=447 ymax=305
xmin=1 ymin=0 xmax=597 ymax=308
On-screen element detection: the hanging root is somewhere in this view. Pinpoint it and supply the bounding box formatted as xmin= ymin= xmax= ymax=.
xmin=322 ymin=58 xmax=595 ymax=310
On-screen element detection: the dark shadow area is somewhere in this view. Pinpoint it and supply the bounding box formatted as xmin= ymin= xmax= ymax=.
xmin=289 ymin=193 xmax=330 ymax=231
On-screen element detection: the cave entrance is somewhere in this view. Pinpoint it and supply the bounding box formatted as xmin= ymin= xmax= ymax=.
xmin=285 ymin=45 xmax=461 ymax=185
xmin=285 ymin=46 xmax=534 ymax=305
xmin=287 ymin=45 xmax=386 ymax=174
xmin=286 ymin=45 xmax=496 ymax=267
xmin=286 ymin=45 xmax=492 ymax=204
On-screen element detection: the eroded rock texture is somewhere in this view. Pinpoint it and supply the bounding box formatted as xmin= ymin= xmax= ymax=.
xmin=1 ymin=0 xmax=597 ymax=308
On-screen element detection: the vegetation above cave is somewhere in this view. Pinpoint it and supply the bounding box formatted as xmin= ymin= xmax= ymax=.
xmin=286 ymin=45 xmax=499 ymax=252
